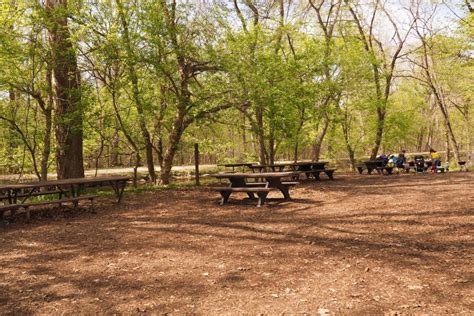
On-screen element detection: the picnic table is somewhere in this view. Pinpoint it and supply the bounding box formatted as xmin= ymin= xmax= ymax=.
xmin=286 ymin=161 xmax=334 ymax=179
xmin=248 ymin=164 xmax=287 ymax=173
xmin=1 ymin=176 xmax=130 ymax=220
xmin=217 ymin=163 xmax=255 ymax=172
xmin=357 ymin=160 xmax=394 ymax=175
xmin=213 ymin=171 xmax=300 ymax=206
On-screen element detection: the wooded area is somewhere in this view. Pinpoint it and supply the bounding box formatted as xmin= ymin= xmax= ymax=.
xmin=0 ymin=0 xmax=472 ymax=184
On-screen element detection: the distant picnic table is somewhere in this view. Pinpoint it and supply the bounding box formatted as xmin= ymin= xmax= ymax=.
xmin=212 ymin=171 xmax=300 ymax=207
xmin=217 ymin=163 xmax=255 ymax=172
xmin=0 ymin=176 xmax=130 ymax=220
xmin=248 ymin=161 xmax=336 ymax=180
xmin=357 ymin=160 xmax=394 ymax=175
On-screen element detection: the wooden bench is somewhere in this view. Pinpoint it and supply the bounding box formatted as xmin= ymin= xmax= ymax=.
xmin=0 ymin=195 xmax=97 ymax=221
xmin=213 ymin=187 xmax=271 ymax=207
xmin=310 ymin=168 xmax=336 ymax=180
xmin=2 ymin=189 xmax=70 ymax=204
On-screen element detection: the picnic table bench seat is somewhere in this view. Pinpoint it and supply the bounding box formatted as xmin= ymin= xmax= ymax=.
xmin=213 ymin=187 xmax=271 ymax=207
xmin=1 ymin=195 xmax=97 ymax=221
xmin=1 ymin=189 xmax=69 ymax=204
xmin=245 ymin=181 xmax=299 ymax=187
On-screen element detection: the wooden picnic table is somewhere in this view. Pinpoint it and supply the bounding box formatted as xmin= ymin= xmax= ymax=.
xmin=217 ymin=163 xmax=255 ymax=172
xmin=0 ymin=176 xmax=130 ymax=205
xmin=286 ymin=161 xmax=328 ymax=178
xmin=361 ymin=160 xmax=385 ymax=174
xmin=248 ymin=164 xmax=287 ymax=173
xmin=213 ymin=171 xmax=300 ymax=206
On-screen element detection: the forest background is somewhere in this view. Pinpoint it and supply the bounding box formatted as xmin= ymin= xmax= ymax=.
xmin=0 ymin=0 xmax=472 ymax=184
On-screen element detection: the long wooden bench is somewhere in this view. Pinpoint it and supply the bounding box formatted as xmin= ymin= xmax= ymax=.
xmin=213 ymin=187 xmax=271 ymax=207
xmin=0 ymin=189 xmax=69 ymax=204
xmin=0 ymin=195 xmax=97 ymax=221
xmin=245 ymin=181 xmax=299 ymax=187
xmin=310 ymin=168 xmax=336 ymax=180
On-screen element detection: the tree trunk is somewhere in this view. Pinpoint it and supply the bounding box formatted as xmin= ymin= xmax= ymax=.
xmin=256 ymin=104 xmax=267 ymax=165
xmin=45 ymin=0 xmax=84 ymax=179
xmin=160 ymin=122 xmax=183 ymax=185
xmin=341 ymin=121 xmax=356 ymax=170
xmin=313 ymin=113 xmax=329 ymax=161
xmin=40 ymin=107 xmax=52 ymax=181
xmin=370 ymin=107 xmax=385 ymax=160
xmin=111 ymin=130 xmax=120 ymax=166
xmin=40 ymin=65 xmax=53 ymax=181
xmin=7 ymin=89 xmax=18 ymax=174
xmin=116 ymin=0 xmax=156 ymax=183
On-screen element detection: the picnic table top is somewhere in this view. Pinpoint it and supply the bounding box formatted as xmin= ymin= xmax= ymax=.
xmin=252 ymin=161 xmax=328 ymax=167
xmin=213 ymin=171 xmax=299 ymax=179
xmin=217 ymin=163 xmax=255 ymax=167
xmin=286 ymin=161 xmax=328 ymax=165
xmin=0 ymin=176 xmax=130 ymax=190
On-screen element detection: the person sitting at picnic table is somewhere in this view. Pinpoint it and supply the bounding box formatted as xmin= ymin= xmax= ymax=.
xmin=377 ymin=153 xmax=389 ymax=167
xmin=387 ymin=154 xmax=397 ymax=167
xmin=396 ymin=150 xmax=407 ymax=172
xmin=429 ymin=148 xmax=441 ymax=172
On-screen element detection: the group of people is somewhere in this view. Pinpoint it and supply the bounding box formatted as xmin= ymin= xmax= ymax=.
xmin=377 ymin=149 xmax=443 ymax=173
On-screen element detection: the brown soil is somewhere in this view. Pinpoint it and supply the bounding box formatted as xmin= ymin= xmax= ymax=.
xmin=1 ymin=172 xmax=473 ymax=314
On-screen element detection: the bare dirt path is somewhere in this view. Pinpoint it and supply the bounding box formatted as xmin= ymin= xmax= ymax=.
xmin=1 ymin=172 xmax=473 ymax=314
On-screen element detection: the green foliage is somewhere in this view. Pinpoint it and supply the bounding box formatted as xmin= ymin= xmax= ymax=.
xmin=0 ymin=1 xmax=472 ymax=178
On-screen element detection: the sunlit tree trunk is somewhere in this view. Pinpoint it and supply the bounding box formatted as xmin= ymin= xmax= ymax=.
xmin=45 ymin=0 xmax=84 ymax=179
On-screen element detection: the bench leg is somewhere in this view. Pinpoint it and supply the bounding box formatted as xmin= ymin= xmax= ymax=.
xmin=357 ymin=167 xmax=363 ymax=174
xmin=312 ymin=172 xmax=321 ymax=180
xmin=246 ymin=192 xmax=256 ymax=199
xmin=89 ymin=198 xmax=96 ymax=213
xmin=219 ymin=191 xmax=231 ymax=205
xmin=25 ymin=207 xmax=30 ymax=222
xmin=326 ymin=171 xmax=334 ymax=179
xmin=256 ymin=192 xmax=268 ymax=207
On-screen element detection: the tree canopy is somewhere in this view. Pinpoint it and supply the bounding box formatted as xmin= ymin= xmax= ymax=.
xmin=0 ymin=0 xmax=472 ymax=183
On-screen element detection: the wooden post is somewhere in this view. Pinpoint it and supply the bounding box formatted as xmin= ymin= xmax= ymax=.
xmin=194 ymin=143 xmax=200 ymax=186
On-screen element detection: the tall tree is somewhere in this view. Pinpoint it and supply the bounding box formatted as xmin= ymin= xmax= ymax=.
xmin=45 ymin=0 xmax=84 ymax=179
xmin=116 ymin=0 xmax=157 ymax=183
xmin=344 ymin=0 xmax=413 ymax=159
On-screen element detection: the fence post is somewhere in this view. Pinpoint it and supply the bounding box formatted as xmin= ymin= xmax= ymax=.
xmin=194 ymin=143 xmax=200 ymax=186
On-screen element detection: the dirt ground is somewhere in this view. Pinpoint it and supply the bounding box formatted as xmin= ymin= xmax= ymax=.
xmin=0 ymin=172 xmax=473 ymax=314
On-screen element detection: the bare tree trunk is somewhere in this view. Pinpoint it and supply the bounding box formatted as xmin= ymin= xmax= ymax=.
xmin=45 ymin=0 xmax=84 ymax=179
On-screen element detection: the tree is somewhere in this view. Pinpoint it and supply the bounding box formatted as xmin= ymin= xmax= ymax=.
xmin=45 ymin=0 xmax=84 ymax=179
xmin=344 ymin=0 xmax=413 ymax=159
